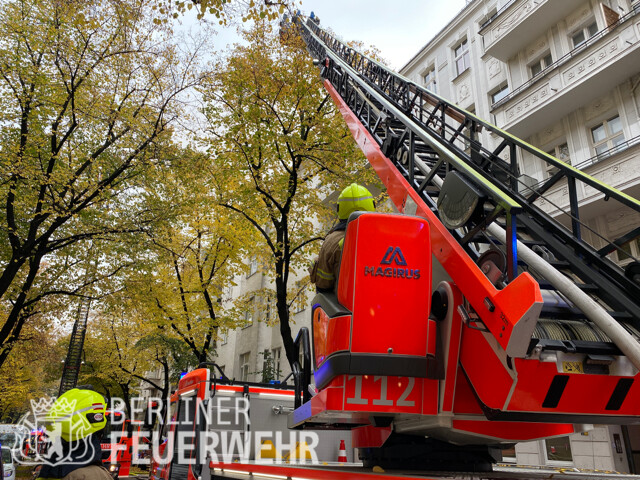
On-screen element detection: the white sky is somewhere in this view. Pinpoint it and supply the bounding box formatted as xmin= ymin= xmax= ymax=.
xmin=199 ymin=1 xmax=469 ymax=71
xmin=174 ymin=1 xmax=470 ymax=137
xmin=296 ymin=0 xmax=469 ymax=70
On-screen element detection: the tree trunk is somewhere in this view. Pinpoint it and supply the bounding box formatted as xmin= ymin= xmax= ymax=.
xmin=275 ymin=273 xmax=296 ymax=368
xmin=0 ymin=254 xmax=43 ymax=366
xmin=119 ymin=382 xmax=134 ymax=437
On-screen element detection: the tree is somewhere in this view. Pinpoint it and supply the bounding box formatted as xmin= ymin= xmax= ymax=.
xmin=0 ymin=316 xmax=63 ymax=421
xmin=256 ymin=348 xmax=281 ymax=383
xmin=79 ymin=143 xmax=248 ymax=405
xmin=82 ymin=287 xmax=196 ymax=426
xmin=202 ymin=22 xmax=379 ymax=367
xmin=133 ymin=332 xmax=193 ymax=398
xmin=0 ymin=0 xmax=206 ymax=367
xmin=154 ymin=0 xmax=291 ymax=23
xmin=82 ymin=315 xmax=135 ymax=414
xmin=118 ymin=148 xmax=247 ymax=366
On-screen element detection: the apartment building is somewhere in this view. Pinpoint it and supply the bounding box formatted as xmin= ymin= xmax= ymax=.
xmin=400 ymin=0 xmax=640 ymax=472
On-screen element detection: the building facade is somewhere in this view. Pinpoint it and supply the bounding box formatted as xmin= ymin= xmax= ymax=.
xmin=214 ymin=259 xmax=313 ymax=387
xmin=400 ymin=0 xmax=640 ymax=472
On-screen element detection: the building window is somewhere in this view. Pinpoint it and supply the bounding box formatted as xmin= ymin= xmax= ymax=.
xmin=571 ymin=21 xmax=598 ymax=48
xmin=223 ymin=285 xmax=233 ymax=301
xmin=530 ymin=52 xmax=553 ymax=77
xmin=271 ymin=347 xmax=282 ymax=380
xmin=247 ymin=256 xmax=258 ymax=277
xmin=591 ymin=115 xmax=625 ymax=158
xmin=294 ymin=288 xmax=308 ymax=313
xmin=423 ymin=67 xmax=437 ymax=93
xmin=545 ymin=436 xmax=573 ymax=463
xmin=617 ymin=237 xmax=640 ymax=263
xmin=545 ymin=142 xmax=571 ymax=178
xmin=454 ymin=39 xmax=470 ymax=76
xmin=501 ymin=444 xmax=516 ymax=463
xmin=220 ymin=330 xmax=228 ymax=345
xmin=264 ymin=297 xmax=273 ymax=323
xmin=490 ymin=83 xmax=509 ymax=105
xmin=243 ymin=296 xmax=255 ymax=327
xmin=239 ymin=352 xmax=250 ymax=382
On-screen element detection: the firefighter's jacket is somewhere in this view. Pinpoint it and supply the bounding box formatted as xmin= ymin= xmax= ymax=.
xmin=40 ymin=465 xmax=113 ymax=480
xmin=310 ymin=221 xmax=347 ymax=292
xmin=38 ymin=434 xmax=111 ymax=480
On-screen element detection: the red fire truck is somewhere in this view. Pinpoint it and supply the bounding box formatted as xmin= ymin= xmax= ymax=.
xmin=149 ymin=367 xmax=353 ymax=480
xmin=100 ymin=411 xmax=146 ymax=478
xmin=148 ymin=212 xmax=640 ymax=479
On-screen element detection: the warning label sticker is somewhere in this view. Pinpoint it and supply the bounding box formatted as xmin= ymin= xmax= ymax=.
xmin=562 ymin=361 xmax=584 ymax=374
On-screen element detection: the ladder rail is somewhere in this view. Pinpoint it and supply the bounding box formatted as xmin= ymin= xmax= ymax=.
xmin=302 ymin=25 xmax=521 ymax=206
xmin=303 ymin=24 xmax=527 ymax=284
xmin=423 ymin=156 xmax=640 ymax=371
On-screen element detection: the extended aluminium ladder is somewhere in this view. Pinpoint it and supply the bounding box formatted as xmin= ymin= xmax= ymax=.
xmin=59 ymin=296 xmax=91 ymax=396
xmin=59 ymin=263 xmax=96 ymax=396
xmin=294 ymin=17 xmax=640 ymax=368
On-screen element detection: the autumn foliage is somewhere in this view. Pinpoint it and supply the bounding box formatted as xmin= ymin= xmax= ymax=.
xmin=0 ymin=0 xmax=381 ymax=416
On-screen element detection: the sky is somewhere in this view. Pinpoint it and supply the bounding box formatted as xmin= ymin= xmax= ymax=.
xmin=294 ymin=0 xmax=469 ymax=70
xmin=198 ymin=0 xmax=470 ymax=71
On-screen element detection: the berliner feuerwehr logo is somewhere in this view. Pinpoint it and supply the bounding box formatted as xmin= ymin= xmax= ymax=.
xmin=14 ymin=396 xmax=97 ymax=466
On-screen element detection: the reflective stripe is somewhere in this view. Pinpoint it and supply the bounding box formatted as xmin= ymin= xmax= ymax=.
xmin=338 ymin=195 xmax=373 ymax=202
xmin=317 ymin=268 xmax=335 ymax=280
xmin=338 ymin=238 xmax=344 ymax=249
xmin=48 ymin=403 xmax=102 ymax=423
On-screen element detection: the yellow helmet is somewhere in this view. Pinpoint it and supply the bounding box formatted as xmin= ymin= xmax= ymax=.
xmin=46 ymin=388 xmax=107 ymax=442
xmin=337 ymin=184 xmax=375 ymax=220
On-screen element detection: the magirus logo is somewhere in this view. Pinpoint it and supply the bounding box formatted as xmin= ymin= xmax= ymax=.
xmin=364 ymin=246 xmax=420 ymax=279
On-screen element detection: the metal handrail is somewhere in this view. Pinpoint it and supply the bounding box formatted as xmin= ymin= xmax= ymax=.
xmin=574 ymin=135 xmax=640 ymax=170
xmin=491 ymin=7 xmax=639 ymax=110
xmin=478 ymin=0 xmax=518 ymax=31
xmin=526 ymin=135 xmax=640 ymax=192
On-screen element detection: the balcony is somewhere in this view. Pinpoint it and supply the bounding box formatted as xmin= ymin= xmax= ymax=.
xmin=481 ymin=0 xmax=588 ymax=61
xmin=490 ymin=9 xmax=640 ymax=138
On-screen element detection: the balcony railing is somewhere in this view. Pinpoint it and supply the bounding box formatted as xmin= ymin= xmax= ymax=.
xmin=527 ymin=134 xmax=640 ymax=192
xmin=478 ymin=0 xmax=518 ymax=31
xmin=490 ymin=7 xmax=639 ymax=110
xmin=574 ymin=134 xmax=640 ymax=170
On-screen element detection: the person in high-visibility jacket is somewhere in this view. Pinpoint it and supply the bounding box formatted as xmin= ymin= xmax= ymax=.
xmin=310 ymin=184 xmax=375 ymax=292
xmin=38 ymin=388 xmax=112 ymax=480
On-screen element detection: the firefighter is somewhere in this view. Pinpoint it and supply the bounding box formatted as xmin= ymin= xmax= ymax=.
xmin=310 ymin=183 xmax=375 ymax=292
xmin=38 ymin=388 xmax=112 ymax=480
